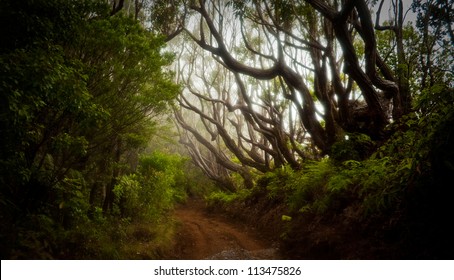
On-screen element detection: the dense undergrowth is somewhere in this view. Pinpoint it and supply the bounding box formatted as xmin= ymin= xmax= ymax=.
xmin=207 ymin=86 xmax=454 ymax=259
xmin=0 ymin=0 xmax=216 ymax=259
xmin=2 ymin=150 xmax=214 ymax=259
xmin=1 ymin=0 xmax=452 ymax=260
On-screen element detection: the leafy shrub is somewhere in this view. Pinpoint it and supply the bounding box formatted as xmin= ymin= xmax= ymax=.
xmin=113 ymin=151 xmax=189 ymax=222
xmin=258 ymin=164 xmax=294 ymax=200
xmin=330 ymin=133 xmax=375 ymax=161
xmin=206 ymin=188 xmax=253 ymax=207
xmin=285 ymin=159 xmax=336 ymax=213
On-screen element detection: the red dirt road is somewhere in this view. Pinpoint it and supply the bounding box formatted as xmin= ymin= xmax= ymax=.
xmin=168 ymin=200 xmax=279 ymax=260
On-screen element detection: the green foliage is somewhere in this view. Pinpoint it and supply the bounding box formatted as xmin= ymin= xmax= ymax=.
xmin=285 ymin=159 xmax=336 ymax=214
xmin=259 ymin=165 xmax=295 ymax=200
xmin=1 ymin=0 xmax=452 ymax=260
xmin=113 ymin=174 xmax=142 ymax=217
xmin=256 ymin=160 xmax=339 ymax=214
xmin=244 ymin=89 xmax=452 ymax=219
xmin=330 ymin=133 xmax=375 ymax=161
xmin=281 ymin=215 xmax=292 ymax=222
xmin=412 ymin=0 xmax=454 ymax=88
xmin=181 ymin=161 xmax=218 ymax=197
xmin=246 ymin=83 xmax=453 ymax=228
xmin=206 ymin=192 xmax=237 ymax=205
xmin=206 ymin=188 xmax=253 ymax=207
xmin=0 ymin=0 xmax=181 ymax=259
xmin=113 ymin=152 xmax=188 ymax=222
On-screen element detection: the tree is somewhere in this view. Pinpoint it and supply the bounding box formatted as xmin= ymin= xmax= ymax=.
xmin=0 ymin=0 xmax=179 ymax=258
xmin=412 ymin=0 xmax=454 ymax=90
xmin=171 ymin=17 xmax=319 ymax=188
xmin=374 ymin=0 xmax=412 ymax=116
xmin=149 ymin=0 xmax=418 ymax=184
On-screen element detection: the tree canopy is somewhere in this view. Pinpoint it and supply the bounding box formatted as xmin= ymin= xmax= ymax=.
xmin=1 ymin=0 xmax=453 ymax=259
xmin=143 ymin=0 xmax=453 ymax=188
xmin=0 ymin=0 xmax=181 ymax=258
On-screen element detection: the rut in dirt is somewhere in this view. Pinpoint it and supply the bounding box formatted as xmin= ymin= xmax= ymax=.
xmin=168 ymin=199 xmax=280 ymax=260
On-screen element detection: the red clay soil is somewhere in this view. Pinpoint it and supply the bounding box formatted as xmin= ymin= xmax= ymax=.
xmin=167 ymin=199 xmax=279 ymax=260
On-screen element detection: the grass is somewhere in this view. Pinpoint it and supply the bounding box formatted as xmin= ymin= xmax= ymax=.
xmin=118 ymin=216 xmax=179 ymax=259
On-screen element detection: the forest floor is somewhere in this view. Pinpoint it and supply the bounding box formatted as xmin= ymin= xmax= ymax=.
xmin=165 ymin=199 xmax=280 ymax=260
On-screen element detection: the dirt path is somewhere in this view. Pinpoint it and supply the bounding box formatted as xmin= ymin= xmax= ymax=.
xmin=168 ymin=199 xmax=279 ymax=260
